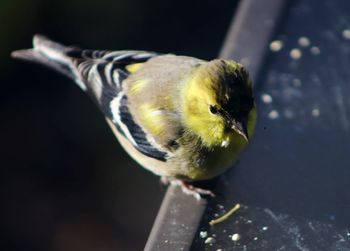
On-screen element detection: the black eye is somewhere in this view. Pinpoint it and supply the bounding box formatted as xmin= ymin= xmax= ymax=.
xmin=209 ymin=105 xmax=219 ymax=115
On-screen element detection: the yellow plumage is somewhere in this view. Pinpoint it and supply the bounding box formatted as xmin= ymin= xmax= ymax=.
xmin=12 ymin=35 xmax=257 ymax=196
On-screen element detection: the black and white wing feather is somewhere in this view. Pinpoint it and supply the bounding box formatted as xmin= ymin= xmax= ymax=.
xmin=12 ymin=35 xmax=168 ymax=161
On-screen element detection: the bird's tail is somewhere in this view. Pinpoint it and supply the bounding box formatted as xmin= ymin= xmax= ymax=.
xmin=11 ymin=35 xmax=78 ymax=81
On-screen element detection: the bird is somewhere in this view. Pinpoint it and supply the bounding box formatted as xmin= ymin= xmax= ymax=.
xmin=12 ymin=35 xmax=257 ymax=198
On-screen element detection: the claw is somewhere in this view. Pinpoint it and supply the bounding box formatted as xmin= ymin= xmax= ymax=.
xmin=162 ymin=178 xmax=215 ymax=200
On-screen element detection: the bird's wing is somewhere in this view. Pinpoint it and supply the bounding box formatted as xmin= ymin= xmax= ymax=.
xmin=67 ymin=49 xmax=171 ymax=161
xmin=66 ymin=49 xmax=159 ymax=115
xmin=12 ymin=35 xmax=169 ymax=161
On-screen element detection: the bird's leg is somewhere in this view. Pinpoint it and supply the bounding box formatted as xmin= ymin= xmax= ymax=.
xmin=161 ymin=177 xmax=215 ymax=200
xmin=176 ymin=180 xmax=215 ymax=199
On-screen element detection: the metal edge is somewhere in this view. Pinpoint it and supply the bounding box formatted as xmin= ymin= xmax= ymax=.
xmin=220 ymin=0 xmax=289 ymax=82
xmin=144 ymin=185 xmax=207 ymax=251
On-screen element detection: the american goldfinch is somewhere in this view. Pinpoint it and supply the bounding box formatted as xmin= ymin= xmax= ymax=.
xmin=12 ymin=35 xmax=256 ymax=196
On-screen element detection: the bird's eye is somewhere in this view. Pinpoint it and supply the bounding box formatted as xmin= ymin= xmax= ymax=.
xmin=209 ymin=105 xmax=219 ymax=115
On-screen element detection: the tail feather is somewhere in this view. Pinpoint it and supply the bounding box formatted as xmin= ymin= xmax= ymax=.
xmin=11 ymin=35 xmax=77 ymax=81
xmin=33 ymin=35 xmax=70 ymax=64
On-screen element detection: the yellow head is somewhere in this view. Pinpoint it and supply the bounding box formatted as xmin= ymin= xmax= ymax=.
xmin=182 ymin=59 xmax=256 ymax=147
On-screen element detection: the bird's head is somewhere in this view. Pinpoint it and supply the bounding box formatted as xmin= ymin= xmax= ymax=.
xmin=182 ymin=59 xmax=256 ymax=147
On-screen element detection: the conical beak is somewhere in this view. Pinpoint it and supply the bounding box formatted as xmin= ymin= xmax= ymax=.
xmin=231 ymin=118 xmax=249 ymax=143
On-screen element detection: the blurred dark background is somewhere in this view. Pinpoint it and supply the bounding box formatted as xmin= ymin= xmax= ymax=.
xmin=0 ymin=0 xmax=239 ymax=250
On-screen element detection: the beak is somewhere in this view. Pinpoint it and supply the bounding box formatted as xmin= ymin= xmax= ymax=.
xmin=231 ymin=118 xmax=249 ymax=143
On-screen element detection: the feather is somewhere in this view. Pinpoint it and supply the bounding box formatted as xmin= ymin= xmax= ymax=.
xmin=12 ymin=35 xmax=167 ymax=161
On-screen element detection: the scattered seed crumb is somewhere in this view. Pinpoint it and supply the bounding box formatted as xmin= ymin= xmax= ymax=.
xmin=209 ymin=204 xmax=241 ymax=226
xmin=298 ymin=37 xmax=311 ymax=47
xmin=261 ymin=93 xmax=273 ymax=104
xmin=310 ymin=46 xmax=320 ymax=55
xmin=268 ymin=110 xmax=279 ymax=120
xmin=231 ymin=233 xmax=241 ymax=242
xmin=342 ymin=29 xmax=350 ymax=40
xmin=200 ymin=231 xmax=208 ymax=239
xmin=216 ymin=249 xmax=223 ymax=251
xmin=346 ymin=232 xmax=350 ymax=236
xmin=254 ymin=237 xmax=259 ymax=241
xmin=284 ymin=109 xmax=294 ymax=119
xmin=205 ymin=237 xmax=216 ymax=244
xmin=311 ymin=108 xmax=320 ymax=117
xmin=262 ymin=226 xmax=269 ymax=231
xmin=290 ymin=48 xmax=302 ymax=60
xmin=246 ymin=220 xmax=253 ymax=224
xmin=292 ymin=78 xmax=302 ymax=87
xmin=270 ymin=40 xmax=283 ymax=52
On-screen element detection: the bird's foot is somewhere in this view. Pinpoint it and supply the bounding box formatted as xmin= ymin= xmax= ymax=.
xmin=161 ymin=177 xmax=215 ymax=200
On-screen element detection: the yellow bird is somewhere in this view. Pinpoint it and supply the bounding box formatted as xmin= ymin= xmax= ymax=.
xmin=12 ymin=35 xmax=257 ymax=197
